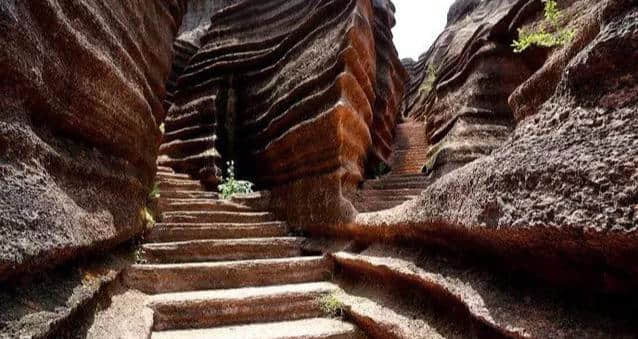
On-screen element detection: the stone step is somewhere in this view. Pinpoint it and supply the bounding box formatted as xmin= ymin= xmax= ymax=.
xmin=140 ymin=237 xmax=305 ymax=263
xmin=162 ymin=211 xmax=275 ymax=224
xmin=146 ymin=222 xmax=289 ymax=243
xmin=159 ymin=179 xmax=204 ymax=192
xmin=156 ymin=172 xmax=191 ymax=180
xmin=370 ymin=175 xmax=429 ymax=183
xmin=157 ymin=166 xmax=175 ymax=174
xmin=159 ymin=191 xmax=220 ymax=199
xmin=231 ymin=191 xmax=271 ymax=211
xmin=149 ymin=282 xmax=339 ymax=331
xmin=151 ymin=318 xmax=363 ymax=339
xmin=125 ymin=256 xmax=332 ymax=294
xmin=159 ymin=199 xmax=254 ymax=213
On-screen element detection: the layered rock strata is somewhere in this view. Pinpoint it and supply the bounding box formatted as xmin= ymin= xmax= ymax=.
xmin=164 ymin=0 xmax=406 ymax=225
xmin=403 ymin=0 xmax=540 ymax=177
xmin=351 ymin=0 xmax=638 ymax=292
xmin=0 ymin=0 xmax=185 ymax=281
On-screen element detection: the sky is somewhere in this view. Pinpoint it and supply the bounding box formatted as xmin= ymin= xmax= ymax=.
xmin=391 ymin=0 xmax=456 ymax=60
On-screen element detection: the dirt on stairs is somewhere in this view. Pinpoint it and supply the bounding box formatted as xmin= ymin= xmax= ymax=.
xmin=125 ymin=166 xmax=365 ymax=338
xmin=353 ymin=120 xmax=433 ymax=213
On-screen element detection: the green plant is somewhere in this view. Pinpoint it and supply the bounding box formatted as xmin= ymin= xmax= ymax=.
xmin=141 ymin=206 xmax=155 ymax=230
xmin=148 ymin=181 xmax=160 ymax=200
xmin=217 ymin=161 xmax=254 ymax=199
xmin=317 ymin=292 xmax=345 ymax=318
xmin=512 ymin=0 xmax=574 ymax=53
xmin=419 ymin=63 xmax=437 ymax=95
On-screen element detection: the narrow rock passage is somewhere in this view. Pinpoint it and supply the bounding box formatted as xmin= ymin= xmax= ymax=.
xmin=353 ymin=120 xmax=433 ymax=212
xmin=124 ymin=166 xmax=364 ymax=338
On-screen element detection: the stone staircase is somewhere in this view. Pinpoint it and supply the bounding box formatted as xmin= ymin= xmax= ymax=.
xmin=353 ymin=121 xmax=432 ymax=212
xmin=125 ymin=166 xmax=364 ymax=338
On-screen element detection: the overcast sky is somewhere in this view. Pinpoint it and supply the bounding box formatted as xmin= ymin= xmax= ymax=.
xmin=392 ymin=0 xmax=456 ymax=60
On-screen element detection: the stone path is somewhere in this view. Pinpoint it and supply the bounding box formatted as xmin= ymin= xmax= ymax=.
xmin=353 ymin=121 xmax=433 ymax=212
xmin=124 ymin=166 xmax=364 ymax=338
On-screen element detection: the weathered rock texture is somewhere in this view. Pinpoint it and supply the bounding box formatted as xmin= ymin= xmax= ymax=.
xmin=0 ymin=0 xmax=185 ymax=281
xmin=162 ymin=0 xmax=406 ymax=225
xmin=404 ymin=0 xmax=541 ymax=177
xmin=352 ymin=0 xmax=638 ymax=292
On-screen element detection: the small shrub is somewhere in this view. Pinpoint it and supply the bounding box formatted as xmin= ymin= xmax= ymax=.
xmin=318 ymin=293 xmax=345 ymax=318
xmin=141 ymin=206 xmax=155 ymax=230
xmin=512 ymin=0 xmax=574 ymax=53
xmin=418 ymin=63 xmax=437 ymax=95
xmin=148 ymin=181 xmax=160 ymax=200
xmin=217 ymin=161 xmax=254 ymax=199
xmin=134 ymin=247 xmax=148 ymax=264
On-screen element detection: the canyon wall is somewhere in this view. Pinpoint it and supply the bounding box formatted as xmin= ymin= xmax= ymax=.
xmin=355 ymin=0 xmax=638 ymax=291
xmin=163 ymin=0 xmax=406 ymax=225
xmin=0 ymin=0 xmax=186 ymax=281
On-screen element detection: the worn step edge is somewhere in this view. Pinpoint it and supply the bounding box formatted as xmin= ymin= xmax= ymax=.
xmin=149 ymin=282 xmax=338 ymax=330
xmin=140 ymin=237 xmax=305 ymax=263
xmin=161 ymin=211 xmax=275 ymax=223
xmin=146 ymin=222 xmax=288 ymax=242
xmin=125 ymin=256 xmax=333 ymax=294
xmin=159 ymin=200 xmax=255 ymax=213
xmin=151 ymin=317 xmax=363 ymax=339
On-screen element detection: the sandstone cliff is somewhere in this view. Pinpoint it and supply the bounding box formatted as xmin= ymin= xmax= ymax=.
xmin=161 ymin=0 xmax=406 ymax=225
xmin=355 ymin=0 xmax=638 ymax=291
xmin=0 ymin=0 xmax=185 ymax=281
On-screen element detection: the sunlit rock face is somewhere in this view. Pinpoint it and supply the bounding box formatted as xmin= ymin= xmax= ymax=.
xmin=404 ymin=0 xmax=538 ymax=177
xmin=362 ymin=0 xmax=638 ymax=291
xmin=0 ymin=1 xmax=185 ymax=280
xmin=165 ymin=0 xmax=406 ymax=225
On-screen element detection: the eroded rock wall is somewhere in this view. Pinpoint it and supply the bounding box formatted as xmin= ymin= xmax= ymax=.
xmin=403 ymin=0 xmax=542 ymax=177
xmin=0 ymin=0 xmax=185 ymax=281
xmin=355 ymin=0 xmax=638 ymax=291
xmin=164 ymin=0 xmax=406 ymax=226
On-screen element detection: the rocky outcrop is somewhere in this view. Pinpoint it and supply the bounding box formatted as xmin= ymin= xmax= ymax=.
xmin=403 ymin=0 xmax=541 ymax=177
xmin=368 ymin=0 xmax=408 ymax=167
xmin=0 ymin=1 xmax=185 ymax=281
xmin=161 ymin=0 xmax=406 ymax=226
xmin=164 ymin=0 xmax=235 ymax=109
xmin=351 ymin=0 xmax=638 ymax=292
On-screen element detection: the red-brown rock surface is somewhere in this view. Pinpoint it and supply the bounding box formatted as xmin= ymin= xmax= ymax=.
xmin=0 ymin=0 xmax=185 ymax=280
xmin=404 ymin=0 xmax=541 ymax=177
xmin=163 ymin=0 xmax=406 ymax=225
xmin=353 ymin=0 xmax=638 ymax=291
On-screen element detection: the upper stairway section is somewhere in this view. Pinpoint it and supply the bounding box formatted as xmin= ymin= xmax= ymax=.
xmin=352 ymin=120 xmax=433 ymax=213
